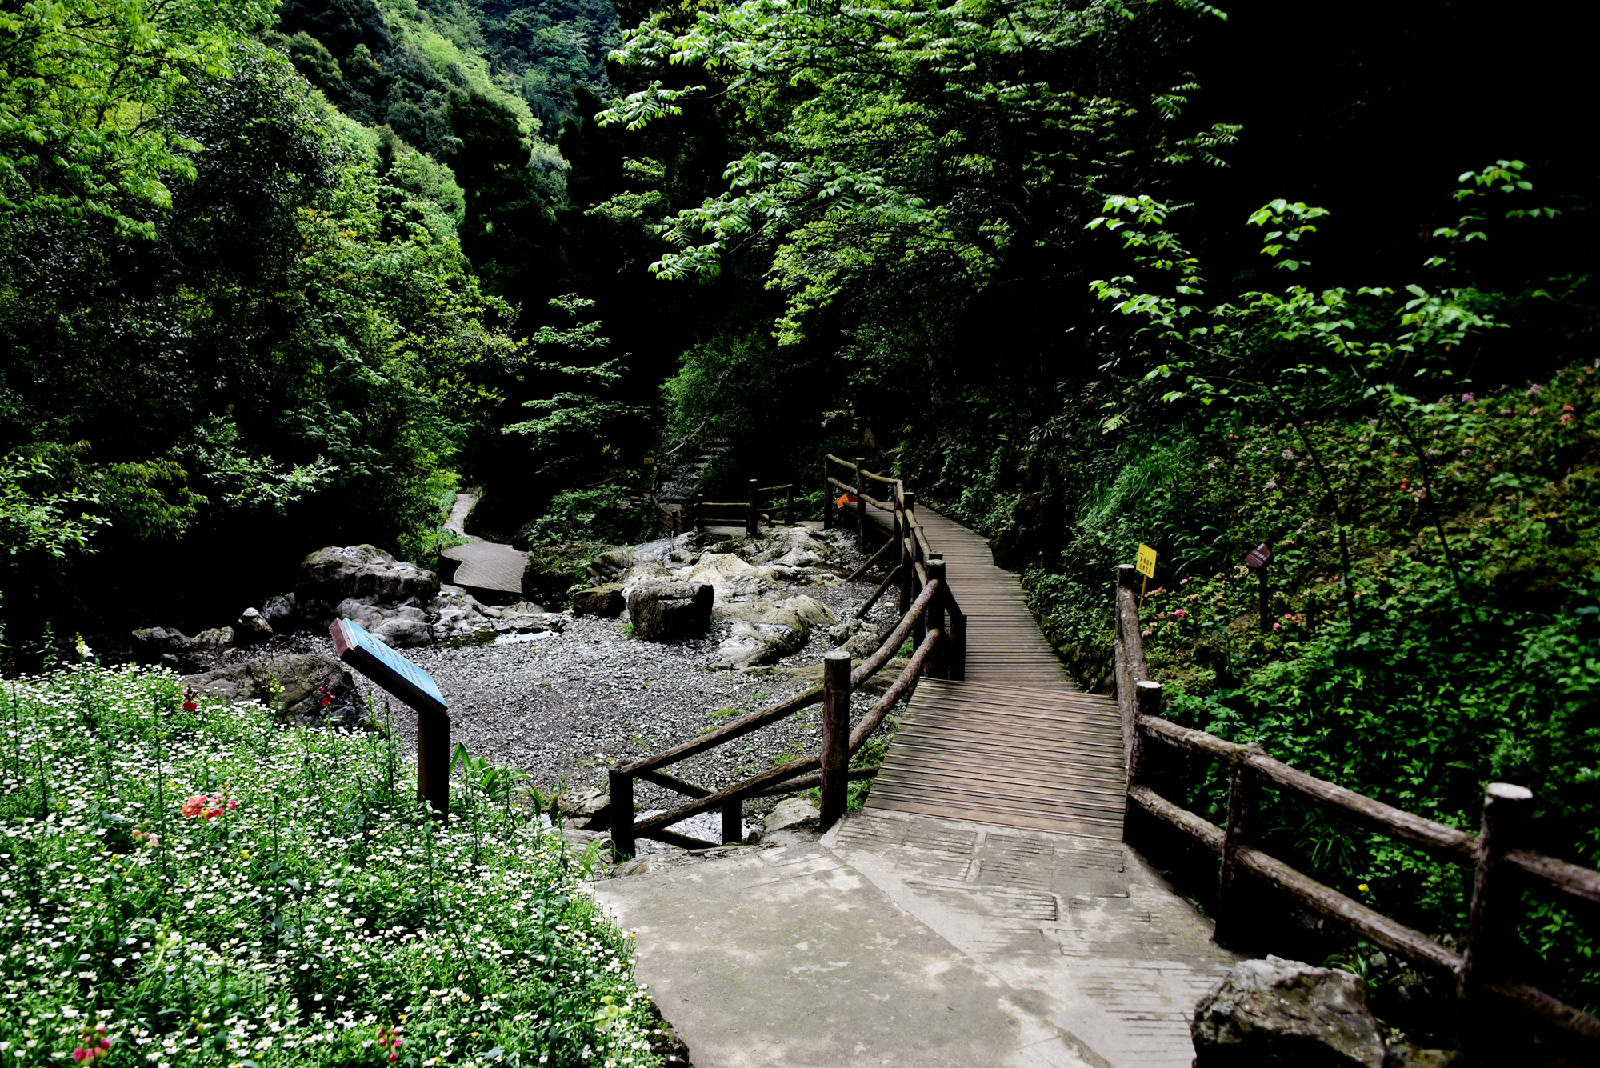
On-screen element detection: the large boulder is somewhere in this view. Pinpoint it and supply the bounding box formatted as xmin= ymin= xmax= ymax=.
xmin=298 ymin=545 xmax=439 ymax=620
xmin=130 ymin=626 xmax=193 ymax=659
xmin=260 ymin=593 xmax=298 ymax=631
xmin=627 ymin=581 xmax=714 ymax=642
xmin=336 ymin=599 xmax=433 ymax=648
xmin=184 ymin=653 xmax=357 ymax=722
xmin=747 ymin=527 xmax=836 ymax=569
xmin=573 ymin=583 xmax=626 ymax=618
xmin=587 ymin=548 xmax=637 ymax=583
xmin=714 ymin=595 xmax=836 ymax=667
xmin=1192 ymin=956 xmax=1385 ymax=1068
xmin=684 ymin=553 xmax=784 ymax=602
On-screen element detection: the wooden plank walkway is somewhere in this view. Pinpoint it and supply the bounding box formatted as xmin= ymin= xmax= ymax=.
xmin=863 ymin=506 xmax=1127 ymax=839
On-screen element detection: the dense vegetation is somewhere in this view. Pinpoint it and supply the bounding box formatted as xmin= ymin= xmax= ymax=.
xmin=0 ymin=664 xmax=662 ymax=1067
xmin=5 ymin=0 xmax=1598 ymax=1036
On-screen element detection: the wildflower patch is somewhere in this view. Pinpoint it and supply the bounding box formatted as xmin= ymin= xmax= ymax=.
xmin=0 ymin=665 xmax=661 ymax=1068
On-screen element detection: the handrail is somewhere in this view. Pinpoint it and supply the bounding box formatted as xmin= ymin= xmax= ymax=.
xmin=606 ymin=461 xmax=965 ymax=855
xmin=1112 ymin=563 xmax=1600 ymax=1044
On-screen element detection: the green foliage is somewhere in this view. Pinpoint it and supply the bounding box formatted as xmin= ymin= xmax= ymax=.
xmin=601 ymin=0 xmax=1235 ymax=348
xmin=0 ymin=0 xmax=276 ymax=237
xmin=521 ymin=485 xmax=653 ymax=546
xmin=2 ymin=37 xmax=521 ymax=634
xmin=0 ymin=450 xmax=105 ymax=559
xmin=0 ymin=664 xmax=661 ymax=1067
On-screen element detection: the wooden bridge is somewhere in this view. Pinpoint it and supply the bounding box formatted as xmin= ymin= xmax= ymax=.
xmin=860 ymin=507 xmax=1128 ymax=840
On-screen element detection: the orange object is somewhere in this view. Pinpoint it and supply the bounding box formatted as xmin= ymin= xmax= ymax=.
xmin=836 ymin=492 xmax=857 ymax=510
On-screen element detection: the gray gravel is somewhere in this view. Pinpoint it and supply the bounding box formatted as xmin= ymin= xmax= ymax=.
xmin=347 ymin=528 xmax=903 ymax=820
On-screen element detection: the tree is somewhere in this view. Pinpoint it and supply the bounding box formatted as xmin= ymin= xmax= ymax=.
xmin=1 ymin=0 xmax=276 ymax=238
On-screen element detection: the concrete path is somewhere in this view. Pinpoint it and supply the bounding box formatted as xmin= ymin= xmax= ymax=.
xmin=441 ymin=493 xmax=528 ymax=603
xmin=594 ymin=809 xmax=1237 ymax=1067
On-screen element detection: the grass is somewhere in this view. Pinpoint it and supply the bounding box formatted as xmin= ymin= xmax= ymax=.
xmin=0 ymin=664 xmax=661 ymax=1068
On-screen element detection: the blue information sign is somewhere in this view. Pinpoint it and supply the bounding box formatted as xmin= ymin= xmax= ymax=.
xmin=331 ymin=618 xmax=449 ymax=718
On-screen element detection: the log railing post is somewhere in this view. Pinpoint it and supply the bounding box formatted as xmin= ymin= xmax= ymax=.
xmin=746 ymin=478 xmax=760 ymax=536
xmin=721 ymin=797 xmax=743 ymax=844
xmin=819 ymin=651 xmax=853 ymax=829
xmin=608 ymin=768 xmax=635 ymax=859
xmin=923 ymin=556 xmax=947 ymax=678
xmin=1131 ymin=680 xmax=1161 ymax=787
xmin=854 ymin=456 xmax=867 ymax=551
xmin=1459 ymin=783 xmax=1534 ymax=999
xmin=947 ymin=599 xmax=967 ymax=682
xmin=1215 ymin=744 xmax=1264 ymax=950
xmin=693 ymin=494 xmax=705 ymax=533
xmin=898 ymin=491 xmax=915 ymax=614
xmin=417 ymin=708 xmax=450 ymax=819
xmin=821 ymin=459 xmax=832 ymax=528
xmin=785 ymin=485 xmax=795 ymax=526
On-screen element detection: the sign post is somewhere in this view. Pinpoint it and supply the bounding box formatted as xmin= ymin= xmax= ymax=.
xmin=1245 ymin=543 xmax=1273 ymax=632
xmin=331 ymin=618 xmax=451 ymax=818
xmin=1135 ymin=543 xmax=1157 ymax=604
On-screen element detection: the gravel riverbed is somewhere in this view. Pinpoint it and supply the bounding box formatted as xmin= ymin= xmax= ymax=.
xmin=340 ymin=528 xmax=903 ymax=830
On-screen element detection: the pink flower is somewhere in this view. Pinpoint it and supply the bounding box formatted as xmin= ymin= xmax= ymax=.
xmin=182 ymin=795 xmax=206 ymax=818
xmin=1264 ymin=481 xmax=1277 ymax=490
xmin=1528 ymin=383 xmax=1544 ymax=396
xmin=1140 ymin=629 xmax=1152 ymax=638
xmin=73 ymin=1050 xmax=88 ymax=1063
xmin=1562 ymin=413 xmax=1574 ymax=425
xmin=1273 ymin=622 xmax=1282 ymax=631
xmin=1174 ymin=608 xmax=1188 ymax=618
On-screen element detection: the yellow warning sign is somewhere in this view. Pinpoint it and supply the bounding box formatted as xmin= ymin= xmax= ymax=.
xmin=1136 ymin=543 xmax=1157 ymax=579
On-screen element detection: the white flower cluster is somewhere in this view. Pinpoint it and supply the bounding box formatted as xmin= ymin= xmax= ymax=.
xmin=0 ymin=665 xmax=661 ymax=1068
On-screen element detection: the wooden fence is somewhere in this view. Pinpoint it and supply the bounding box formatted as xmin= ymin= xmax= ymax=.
xmin=607 ymin=459 xmax=965 ymax=854
xmin=653 ymin=479 xmax=797 ymax=537
xmin=1112 ymin=563 xmax=1600 ymax=1044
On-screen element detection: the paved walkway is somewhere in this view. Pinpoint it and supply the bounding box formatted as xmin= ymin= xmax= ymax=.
xmin=593 ymin=503 xmax=1237 ymax=1066
xmin=596 ymin=811 xmax=1235 ymax=1067
xmin=441 ymin=493 xmax=528 ymax=602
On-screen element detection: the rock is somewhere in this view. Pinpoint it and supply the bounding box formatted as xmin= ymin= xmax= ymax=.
xmin=587 ymin=548 xmax=637 ymax=583
xmin=336 ymin=599 xmax=433 ymax=648
xmin=130 ymin=626 xmax=193 ymax=657
xmin=184 ymin=653 xmax=356 ymax=722
xmin=1193 ymin=956 xmax=1386 ymax=1067
xmin=192 ymin=626 xmax=234 ymax=648
xmin=235 ymin=607 xmax=273 ymax=643
xmin=428 ymin=585 xmax=496 ymax=645
xmin=573 ymin=583 xmax=627 ymax=618
xmin=298 ymin=544 xmax=439 ymax=620
xmin=627 ymin=581 xmax=714 ymax=642
xmin=613 ymin=856 xmax=660 ymax=877
xmin=1383 ymin=1045 xmax=1460 ymax=1068
xmin=556 ymin=787 xmax=611 ymax=829
xmin=763 ymin=797 xmax=821 ymax=834
xmin=714 ymin=595 xmax=837 ymax=667
xmin=683 ymin=553 xmax=782 ymax=601
xmin=747 ymin=526 xmax=836 ymax=569
xmin=824 ymin=617 xmax=884 ymax=659
xmin=260 ymin=593 xmax=297 ymax=631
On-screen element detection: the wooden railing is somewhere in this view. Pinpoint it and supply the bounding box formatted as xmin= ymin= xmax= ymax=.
xmin=607 ymin=459 xmax=964 ymax=855
xmin=1112 ymin=563 xmax=1600 ymax=1044
xmin=653 ymin=479 xmax=797 ymax=537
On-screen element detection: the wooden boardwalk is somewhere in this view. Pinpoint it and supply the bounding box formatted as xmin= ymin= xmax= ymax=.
xmin=864 ymin=507 xmax=1127 ymax=839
